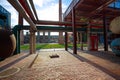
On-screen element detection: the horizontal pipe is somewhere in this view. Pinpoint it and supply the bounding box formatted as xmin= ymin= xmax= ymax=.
xmin=14 ymin=25 xmax=107 ymax=33
xmin=7 ymin=0 xmax=36 ymax=31
xmin=35 ymin=20 xmax=87 ymax=26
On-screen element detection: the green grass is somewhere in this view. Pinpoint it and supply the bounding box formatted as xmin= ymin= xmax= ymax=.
xmin=20 ymin=44 xmax=30 ymax=50
xmin=20 ymin=43 xmax=87 ymax=50
xmin=36 ymin=44 xmax=65 ymax=49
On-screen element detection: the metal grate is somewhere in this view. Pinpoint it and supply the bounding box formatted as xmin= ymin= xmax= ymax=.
xmin=49 ymin=54 xmax=59 ymax=58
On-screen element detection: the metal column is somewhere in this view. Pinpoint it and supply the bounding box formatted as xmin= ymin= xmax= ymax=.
xmin=65 ymin=31 xmax=68 ymax=51
xmin=80 ymin=32 xmax=83 ymax=50
xmin=72 ymin=8 xmax=77 ymax=54
xmin=58 ymin=0 xmax=64 ymax=44
xmin=19 ymin=13 xmax=24 ymax=45
xmin=48 ymin=32 xmax=51 ymax=43
xmin=103 ymin=14 xmax=108 ymax=51
xmin=87 ymin=24 xmax=91 ymax=51
xmin=30 ymin=29 xmax=36 ymax=54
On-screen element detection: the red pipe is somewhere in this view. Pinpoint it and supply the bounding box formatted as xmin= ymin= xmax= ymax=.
xmin=18 ymin=0 xmax=35 ymax=21
xmin=35 ymin=20 xmax=87 ymax=26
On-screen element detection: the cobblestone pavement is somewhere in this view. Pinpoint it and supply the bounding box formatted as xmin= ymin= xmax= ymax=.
xmin=0 ymin=51 xmax=116 ymax=80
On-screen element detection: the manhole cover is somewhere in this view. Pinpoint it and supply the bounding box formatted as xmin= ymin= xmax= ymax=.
xmin=49 ymin=54 xmax=59 ymax=58
xmin=0 ymin=67 xmax=20 ymax=79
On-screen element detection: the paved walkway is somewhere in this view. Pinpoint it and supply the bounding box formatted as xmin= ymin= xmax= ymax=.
xmin=77 ymin=50 xmax=120 ymax=79
xmin=0 ymin=50 xmax=118 ymax=80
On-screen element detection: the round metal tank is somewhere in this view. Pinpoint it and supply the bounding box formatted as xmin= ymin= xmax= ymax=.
xmin=110 ymin=16 xmax=120 ymax=34
xmin=110 ymin=38 xmax=120 ymax=56
xmin=0 ymin=29 xmax=16 ymax=60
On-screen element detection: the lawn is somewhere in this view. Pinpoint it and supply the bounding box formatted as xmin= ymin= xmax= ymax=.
xmin=20 ymin=43 xmax=87 ymax=50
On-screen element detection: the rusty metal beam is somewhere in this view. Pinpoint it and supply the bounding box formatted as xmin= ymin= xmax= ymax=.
xmin=29 ymin=0 xmax=39 ymax=20
xmin=59 ymin=0 xmax=62 ymax=21
xmin=18 ymin=13 xmax=23 ymax=25
xmin=35 ymin=20 xmax=87 ymax=26
xmin=72 ymin=8 xmax=77 ymax=54
xmin=65 ymin=31 xmax=68 ymax=51
xmin=103 ymin=13 xmax=108 ymax=51
xmin=7 ymin=0 xmax=36 ymax=30
xmin=18 ymin=0 xmax=36 ymax=21
xmin=89 ymin=0 xmax=116 ymax=18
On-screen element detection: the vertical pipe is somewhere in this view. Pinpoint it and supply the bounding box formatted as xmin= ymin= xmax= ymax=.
xmin=58 ymin=0 xmax=64 ymax=44
xmin=30 ymin=30 xmax=33 ymax=54
xmin=72 ymin=8 xmax=77 ymax=54
xmin=103 ymin=13 xmax=108 ymax=51
xmin=33 ymin=32 xmax=36 ymax=53
xmin=18 ymin=13 xmax=24 ymax=45
xmin=18 ymin=13 xmax=23 ymax=25
xmin=48 ymin=32 xmax=51 ymax=43
xmin=29 ymin=28 xmax=36 ymax=54
xmin=78 ymin=32 xmax=80 ymax=44
xmin=59 ymin=0 xmax=62 ymax=21
xmin=87 ymin=24 xmax=91 ymax=51
xmin=18 ymin=30 xmax=20 ymax=53
xmin=43 ymin=31 xmax=45 ymax=43
xmin=80 ymin=32 xmax=83 ymax=50
xmin=13 ymin=29 xmax=20 ymax=55
xmin=37 ymin=31 xmax=40 ymax=43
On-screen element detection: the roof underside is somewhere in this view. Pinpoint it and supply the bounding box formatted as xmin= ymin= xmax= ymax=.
xmin=63 ymin=0 xmax=120 ymax=27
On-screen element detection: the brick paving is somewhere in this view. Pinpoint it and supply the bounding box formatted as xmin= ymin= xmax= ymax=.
xmin=77 ymin=50 xmax=120 ymax=79
xmin=0 ymin=50 xmax=116 ymax=80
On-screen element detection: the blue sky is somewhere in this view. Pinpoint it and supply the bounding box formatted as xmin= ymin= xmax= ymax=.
xmin=0 ymin=0 xmax=72 ymax=27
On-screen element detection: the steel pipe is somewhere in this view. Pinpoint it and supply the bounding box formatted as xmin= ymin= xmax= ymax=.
xmin=35 ymin=20 xmax=87 ymax=26
xmin=7 ymin=0 xmax=36 ymax=30
xmin=18 ymin=0 xmax=36 ymax=21
xmin=29 ymin=0 xmax=39 ymax=20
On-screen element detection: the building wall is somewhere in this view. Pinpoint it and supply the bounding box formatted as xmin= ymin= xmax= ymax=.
xmin=0 ymin=5 xmax=11 ymax=29
xmin=24 ymin=33 xmax=59 ymax=44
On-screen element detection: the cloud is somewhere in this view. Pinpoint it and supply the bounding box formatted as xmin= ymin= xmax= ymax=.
xmin=34 ymin=0 xmax=68 ymax=21
xmin=0 ymin=0 xmax=70 ymax=27
xmin=33 ymin=0 xmax=55 ymax=7
xmin=36 ymin=3 xmax=59 ymax=21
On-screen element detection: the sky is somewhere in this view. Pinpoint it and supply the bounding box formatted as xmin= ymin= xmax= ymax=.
xmin=0 ymin=0 xmax=72 ymax=26
xmin=0 ymin=0 xmax=72 ymax=35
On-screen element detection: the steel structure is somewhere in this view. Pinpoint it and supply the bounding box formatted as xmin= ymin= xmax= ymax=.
xmin=7 ymin=0 xmax=120 ymax=54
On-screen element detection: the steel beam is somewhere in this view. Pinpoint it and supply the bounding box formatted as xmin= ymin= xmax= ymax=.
xmin=35 ymin=20 xmax=87 ymax=26
xmin=29 ymin=0 xmax=39 ymax=20
xmin=72 ymin=8 xmax=77 ymax=54
xmin=18 ymin=13 xmax=24 ymax=45
xmin=65 ymin=27 xmax=68 ymax=51
xmin=18 ymin=0 xmax=36 ymax=21
xmin=7 ymin=0 xmax=36 ymax=31
xmin=103 ymin=13 xmax=108 ymax=51
xmin=58 ymin=0 xmax=64 ymax=44
xmin=88 ymin=0 xmax=116 ymax=18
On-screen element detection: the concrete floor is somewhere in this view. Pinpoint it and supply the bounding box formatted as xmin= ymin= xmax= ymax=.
xmin=0 ymin=49 xmax=120 ymax=80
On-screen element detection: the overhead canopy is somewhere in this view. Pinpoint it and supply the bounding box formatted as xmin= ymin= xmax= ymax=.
xmin=63 ymin=0 xmax=120 ymax=27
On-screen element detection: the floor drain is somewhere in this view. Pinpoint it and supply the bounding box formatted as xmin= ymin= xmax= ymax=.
xmin=49 ymin=54 xmax=59 ymax=58
xmin=0 ymin=67 xmax=20 ymax=79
